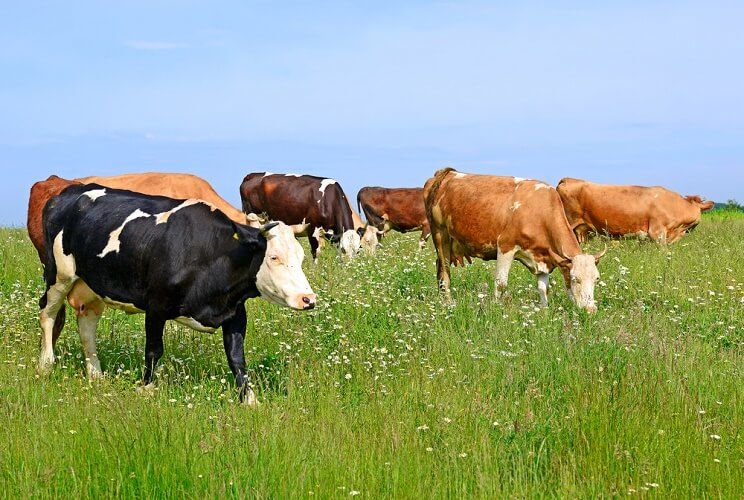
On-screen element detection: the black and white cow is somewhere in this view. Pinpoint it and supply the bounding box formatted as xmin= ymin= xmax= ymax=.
xmin=38 ymin=184 xmax=316 ymax=405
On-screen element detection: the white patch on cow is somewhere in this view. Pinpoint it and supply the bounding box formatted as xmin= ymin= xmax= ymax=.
xmin=39 ymin=231 xmax=78 ymax=373
xmin=83 ymin=188 xmax=107 ymax=201
xmin=510 ymin=201 xmax=521 ymax=212
xmin=174 ymin=317 xmax=217 ymax=333
xmin=155 ymin=199 xmax=201 ymax=224
xmin=537 ymin=273 xmax=550 ymax=307
xmin=263 ymin=172 xmax=275 ymax=177
xmin=53 ymin=231 xmax=77 ymax=279
xmin=98 ymin=209 xmax=151 ymax=258
xmin=514 ymin=177 xmax=526 ymax=183
xmin=536 ymin=261 xmax=550 ymax=273
xmin=494 ymin=247 xmax=517 ymax=299
xmin=284 ymin=173 xmax=302 ymax=177
xmin=339 ymin=229 xmax=361 ymax=259
xmin=102 ymin=297 xmax=144 ymax=314
xmin=255 ymin=223 xmax=317 ymax=310
xmin=454 ymin=172 xmax=467 ymax=178
xmin=535 ymin=183 xmax=550 ymax=190
xmin=319 ymin=179 xmax=337 ymax=196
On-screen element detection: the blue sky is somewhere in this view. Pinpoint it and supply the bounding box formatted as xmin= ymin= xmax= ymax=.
xmin=1 ymin=1 xmax=742 ymax=225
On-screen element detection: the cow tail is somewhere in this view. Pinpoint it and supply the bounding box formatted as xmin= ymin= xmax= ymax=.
xmin=424 ymin=167 xmax=455 ymax=224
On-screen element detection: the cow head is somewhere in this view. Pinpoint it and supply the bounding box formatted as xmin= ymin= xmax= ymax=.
xmin=685 ymin=195 xmax=715 ymax=212
xmin=254 ymin=222 xmax=317 ymax=310
xmin=563 ymin=246 xmax=606 ymax=313
xmin=339 ymin=229 xmax=362 ymax=259
xmin=357 ymin=224 xmax=384 ymax=254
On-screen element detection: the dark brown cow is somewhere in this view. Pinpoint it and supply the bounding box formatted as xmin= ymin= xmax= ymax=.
xmin=557 ymin=178 xmax=715 ymax=243
xmin=424 ymin=168 xmax=606 ymax=312
xmin=357 ymin=186 xmax=431 ymax=250
xmin=240 ymin=172 xmax=361 ymax=261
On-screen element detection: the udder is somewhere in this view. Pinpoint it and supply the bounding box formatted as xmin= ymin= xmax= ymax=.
xmin=67 ymin=280 xmax=105 ymax=317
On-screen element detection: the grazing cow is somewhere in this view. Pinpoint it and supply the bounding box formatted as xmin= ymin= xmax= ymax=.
xmin=357 ymin=186 xmax=430 ymax=250
xmin=240 ymin=172 xmax=361 ymax=261
xmin=27 ymin=172 xmax=257 ymax=349
xmin=557 ymin=178 xmax=715 ymax=243
xmin=39 ymin=184 xmax=316 ymax=405
xmin=424 ymin=168 xmax=606 ymax=312
xmin=313 ymin=199 xmax=380 ymax=256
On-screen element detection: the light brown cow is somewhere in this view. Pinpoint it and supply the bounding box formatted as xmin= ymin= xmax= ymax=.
xmin=557 ymin=178 xmax=715 ymax=244
xmin=357 ymin=186 xmax=430 ymax=251
xmin=424 ymin=168 xmax=606 ymax=312
xmin=27 ymin=172 xmax=250 ymax=353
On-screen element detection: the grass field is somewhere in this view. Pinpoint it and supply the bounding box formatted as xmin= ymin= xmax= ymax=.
xmin=1 ymin=213 xmax=742 ymax=498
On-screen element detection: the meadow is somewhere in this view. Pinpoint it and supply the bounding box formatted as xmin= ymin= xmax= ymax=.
xmin=0 ymin=213 xmax=742 ymax=498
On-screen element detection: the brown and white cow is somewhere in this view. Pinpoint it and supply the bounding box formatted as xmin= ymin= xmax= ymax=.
xmin=357 ymin=186 xmax=430 ymax=251
xmin=557 ymin=178 xmax=715 ymax=244
xmin=240 ymin=172 xmax=361 ymax=261
xmin=28 ymin=172 xmax=249 ymax=264
xmin=27 ymin=172 xmax=267 ymax=351
xmin=424 ymin=168 xmax=606 ymax=312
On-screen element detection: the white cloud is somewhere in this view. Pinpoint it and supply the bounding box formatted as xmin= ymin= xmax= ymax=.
xmin=125 ymin=40 xmax=188 ymax=50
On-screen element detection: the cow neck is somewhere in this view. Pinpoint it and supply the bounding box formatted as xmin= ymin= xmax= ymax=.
xmin=548 ymin=218 xmax=584 ymax=266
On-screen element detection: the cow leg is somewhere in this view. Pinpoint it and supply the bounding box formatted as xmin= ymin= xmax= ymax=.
xmin=537 ymin=273 xmax=550 ymax=308
xmin=419 ymin=226 xmax=431 ymax=251
xmin=309 ymin=235 xmax=320 ymax=264
xmin=51 ymin=307 xmax=66 ymax=347
xmin=494 ymin=249 xmax=516 ymax=300
xmin=38 ymin=279 xmax=75 ymax=374
xmin=221 ymin=306 xmax=258 ymax=406
xmin=649 ymin=224 xmax=668 ymax=244
xmin=143 ymin=314 xmax=166 ymax=386
xmin=77 ymin=307 xmax=103 ymax=379
xmin=432 ymin=230 xmax=452 ymax=299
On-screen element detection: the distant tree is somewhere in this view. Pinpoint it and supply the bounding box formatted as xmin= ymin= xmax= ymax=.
xmin=724 ymin=199 xmax=743 ymax=211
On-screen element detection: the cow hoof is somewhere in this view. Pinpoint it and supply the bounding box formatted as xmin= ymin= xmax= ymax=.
xmin=37 ymin=355 xmax=55 ymax=376
xmin=136 ymin=384 xmax=157 ymax=395
xmin=243 ymin=389 xmax=260 ymax=407
xmin=88 ymin=369 xmax=105 ymax=381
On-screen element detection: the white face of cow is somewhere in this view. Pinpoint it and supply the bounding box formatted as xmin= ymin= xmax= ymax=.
xmin=359 ymin=225 xmax=381 ymax=254
xmin=340 ymin=229 xmax=361 ymax=258
xmin=255 ymin=223 xmax=317 ymax=310
xmin=568 ymin=254 xmax=601 ymax=313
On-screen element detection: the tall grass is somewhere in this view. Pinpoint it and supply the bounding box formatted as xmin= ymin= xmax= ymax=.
xmin=0 ymin=219 xmax=741 ymax=498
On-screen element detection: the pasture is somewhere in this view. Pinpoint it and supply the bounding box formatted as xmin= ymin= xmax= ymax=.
xmin=0 ymin=214 xmax=742 ymax=498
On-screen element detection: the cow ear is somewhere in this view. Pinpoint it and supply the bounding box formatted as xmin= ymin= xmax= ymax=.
xmin=557 ymin=258 xmax=573 ymax=270
xmin=232 ymin=222 xmax=266 ymax=250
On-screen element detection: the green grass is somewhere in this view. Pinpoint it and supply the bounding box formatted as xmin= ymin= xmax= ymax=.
xmin=0 ymin=220 xmax=742 ymax=498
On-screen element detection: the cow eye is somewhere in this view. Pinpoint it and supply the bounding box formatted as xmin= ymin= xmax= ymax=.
xmin=269 ymin=255 xmax=280 ymax=262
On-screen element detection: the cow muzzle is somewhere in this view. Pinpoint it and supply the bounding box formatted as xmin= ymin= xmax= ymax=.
xmin=300 ymin=293 xmax=317 ymax=310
